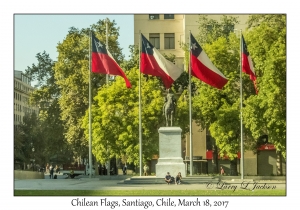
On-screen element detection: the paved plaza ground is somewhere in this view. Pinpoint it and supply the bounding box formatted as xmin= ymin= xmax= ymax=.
xmin=14 ymin=177 xmax=286 ymax=191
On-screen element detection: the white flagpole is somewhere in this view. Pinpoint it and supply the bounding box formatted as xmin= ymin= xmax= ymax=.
xmin=189 ymin=31 xmax=193 ymax=176
xmin=139 ymin=31 xmax=142 ymax=176
xmin=88 ymin=31 xmax=92 ymax=178
xmin=106 ymin=19 xmax=110 ymax=177
xmin=106 ymin=18 xmax=109 ymax=84
xmin=239 ymin=29 xmax=244 ymax=179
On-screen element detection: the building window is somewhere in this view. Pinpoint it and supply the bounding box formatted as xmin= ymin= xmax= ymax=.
xmin=164 ymin=33 xmax=175 ymax=49
xmin=164 ymin=14 xmax=174 ymax=19
xmin=149 ymin=14 xmax=159 ymax=20
xmin=149 ymin=33 xmax=160 ymax=49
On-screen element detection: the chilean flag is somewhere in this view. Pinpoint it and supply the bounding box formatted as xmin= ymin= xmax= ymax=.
xmin=140 ymin=34 xmax=183 ymax=89
xmin=190 ymin=33 xmax=228 ymax=89
xmin=91 ymin=34 xmax=131 ymax=88
xmin=242 ymin=35 xmax=258 ymax=94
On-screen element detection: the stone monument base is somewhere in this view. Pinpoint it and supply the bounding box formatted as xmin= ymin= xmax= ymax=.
xmin=156 ymin=158 xmax=186 ymax=178
xmin=155 ymin=127 xmax=186 ymax=178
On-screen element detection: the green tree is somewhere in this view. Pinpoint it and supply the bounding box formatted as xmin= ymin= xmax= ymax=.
xmin=14 ymin=129 xmax=26 ymax=169
xmin=191 ymin=15 xmax=256 ymax=175
xmin=197 ymin=15 xmax=239 ymax=45
xmin=15 ymin=112 xmax=41 ymax=167
xmin=24 ymin=51 xmax=68 ymax=165
xmin=121 ymin=45 xmax=139 ymax=71
xmin=243 ymin=15 xmax=286 ymax=163
xmin=53 ymin=19 xmax=124 ymax=160
xmin=82 ymin=68 xmax=165 ymax=166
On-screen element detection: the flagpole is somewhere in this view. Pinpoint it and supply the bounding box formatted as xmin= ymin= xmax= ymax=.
xmin=189 ymin=31 xmax=193 ymax=176
xmin=106 ymin=18 xmax=109 ymax=84
xmin=106 ymin=18 xmax=111 ymax=177
xmin=239 ymin=29 xmax=244 ymax=179
xmin=139 ymin=31 xmax=142 ymax=176
xmin=88 ymin=31 xmax=92 ymax=178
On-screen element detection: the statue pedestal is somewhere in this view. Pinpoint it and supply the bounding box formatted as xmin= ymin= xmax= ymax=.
xmin=155 ymin=127 xmax=186 ymax=178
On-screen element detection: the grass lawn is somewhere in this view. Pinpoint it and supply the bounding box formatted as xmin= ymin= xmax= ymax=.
xmin=14 ymin=189 xmax=285 ymax=196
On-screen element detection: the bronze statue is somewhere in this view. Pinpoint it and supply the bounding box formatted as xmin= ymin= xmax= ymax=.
xmin=163 ymin=89 xmax=177 ymax=127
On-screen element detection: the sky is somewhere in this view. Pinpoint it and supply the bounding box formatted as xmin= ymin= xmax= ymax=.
xmin=14 ymin=14 xmax=134 ymax=73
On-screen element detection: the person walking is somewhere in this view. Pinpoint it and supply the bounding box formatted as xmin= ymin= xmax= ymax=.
xmin=45 ymin=163 xmax=50 ymax=174
xmin=122 ymin=164 xmax=127 ymax=175
xmin=220 ymin=166 xmax=225 ymax=175
xmin=143 ymin=164 xmax=149 ymax=176
xmin=49 ymin=164 xmax=54 ymax=179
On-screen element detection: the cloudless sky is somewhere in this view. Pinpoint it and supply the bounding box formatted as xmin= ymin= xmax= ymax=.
xmin=14 ymin=14 xmax=134 ymax=72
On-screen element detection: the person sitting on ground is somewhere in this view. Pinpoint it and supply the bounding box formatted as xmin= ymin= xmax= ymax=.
xmin=165 ymin=172 xmax=173 ymax=184
xmin=175 ymin=172 xmax=182 ymax=184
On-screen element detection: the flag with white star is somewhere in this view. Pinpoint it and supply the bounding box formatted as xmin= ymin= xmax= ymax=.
xmin=190 ymin=33 xmax=228 ymax=89
xmin=242 ymin=34 xmax=258 ymax=94
xmin=91 ymin=34 xmax=131 ymax=88
xmin=140 ymin=33 xmax=183 ymax=89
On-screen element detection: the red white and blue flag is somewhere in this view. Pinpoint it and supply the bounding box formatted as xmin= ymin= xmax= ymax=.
xmin=91 ymin=34 xmax=131 ymax=88
xmin=140 ymin=34 xmax=183 ymax=89
xmin=242 ymin=35 xmax=258 ymax=94
xmin=190 ymin=33 xmax=228 ymax=89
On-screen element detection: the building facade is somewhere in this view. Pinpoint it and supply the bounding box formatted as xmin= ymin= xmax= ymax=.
xmin=14 ymin=70 xmax=39 ymax=130
xmin=134 ymin=14 xmax=285 ymax=176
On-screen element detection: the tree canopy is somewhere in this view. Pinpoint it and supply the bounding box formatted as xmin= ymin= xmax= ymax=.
xmin=53 ymin=19 xmax=124 ymax=158
xmin=243 ymin=14 xmax=286 ymax=158
xmin=192 ymin=14 xmax=286 ymax=161
xmin=21 ymin=51 xmax=68 ymax=166
xmin=82 ymin=68 xmax=164 ymax=165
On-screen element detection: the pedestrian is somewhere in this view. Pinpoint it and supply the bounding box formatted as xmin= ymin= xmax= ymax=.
xmin=175 ymin=172 xmax=182 ymax=185
xmin=53 ymin=165 xmax=59 ymax=179
xmin=143 ymin=164 xmax=149 ymax=176
xmin=49 ymin=164 xmax=54 ymax=179
xmin=123 ymin=164 xmax=127 ymax=175
xmin=45 ymin=163 xmax=50 ymax=174
xmin=55 ymin=165 xmax=60 ymax=173
xmin=165 ymin=172 xmax=173 ymax=185
xmin=220 ymin=166 xmax=225 ymax=175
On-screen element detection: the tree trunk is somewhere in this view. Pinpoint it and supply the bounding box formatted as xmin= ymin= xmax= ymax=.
xmin=95 ymin=162 xmax=99 ymax=175
xmin=230 ymin=159 xmax=238 ymax=176
xmin=212 ymin=145 xmax=218 ymax=174
xmin=276 ymin=151 xmax=282 ymax=175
